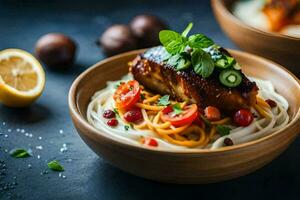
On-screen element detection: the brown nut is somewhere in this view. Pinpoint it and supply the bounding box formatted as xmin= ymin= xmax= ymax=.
xmin=129 ymin=15 xmax=168 ymax=48
xmin=99 ymin=24 xmax=138 ymax=56
xmin=35 ymin=33 xmax=76 ymax=68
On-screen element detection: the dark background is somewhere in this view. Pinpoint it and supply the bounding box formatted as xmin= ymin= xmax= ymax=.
xmin=0 ymin=0 xmax=299 ymax=199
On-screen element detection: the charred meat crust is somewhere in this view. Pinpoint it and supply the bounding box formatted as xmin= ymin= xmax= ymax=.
xmin=130 ymin=46 xmax=258 ymax=113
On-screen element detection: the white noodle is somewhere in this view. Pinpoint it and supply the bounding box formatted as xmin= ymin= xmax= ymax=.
xmin=87 ymin=74 xmax=290 ymax=150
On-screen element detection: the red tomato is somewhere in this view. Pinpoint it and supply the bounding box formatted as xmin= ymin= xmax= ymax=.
xmin=123 ymin=107 xmax=143 ymax=122
xmin=143 ymin=138 xmax=158 ymax=147
xmin=233 ymin=109 xmax=254 ymax=127
xmin=113 ymin=80 xmax=141 ymax=110
xmin=204 ymin=106 xmax=221 ymax=121
xmin=162 ymin=106 xmax=173 ymax=115
xmin=161 ymin=104 xmax=198 ymax=127
xmin=107 ymin=118 xmax=118 ymax=127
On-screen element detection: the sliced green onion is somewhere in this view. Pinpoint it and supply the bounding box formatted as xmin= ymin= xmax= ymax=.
xmin=219 ymin=69 xmax=242 ymax=87
xmin=215 ymin=56 xmax=235 ymax=69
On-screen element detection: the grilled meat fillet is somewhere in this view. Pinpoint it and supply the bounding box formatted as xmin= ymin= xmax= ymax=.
xmin=130 ymin=46 xmax=258 ymax=113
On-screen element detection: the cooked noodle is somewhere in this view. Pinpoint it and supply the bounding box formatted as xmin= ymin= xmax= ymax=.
xmin=87 ymin=74 xmax=289 ymax=150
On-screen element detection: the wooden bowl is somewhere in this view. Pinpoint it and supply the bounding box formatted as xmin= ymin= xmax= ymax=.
xmin=68 ymin=49 xmax=300 ymax=184
xmin=211 ymin=0 xmax=300 ymax=76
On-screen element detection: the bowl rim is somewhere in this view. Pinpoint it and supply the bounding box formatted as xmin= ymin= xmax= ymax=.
xmin=211 ymin=0 xmax=300 ymax=41
xmin=68 ymin=49 xmax=300 ymax=154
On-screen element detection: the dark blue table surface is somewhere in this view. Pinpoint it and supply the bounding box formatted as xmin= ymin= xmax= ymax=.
xmin=0 ymin=0 xmax=299 ymax=199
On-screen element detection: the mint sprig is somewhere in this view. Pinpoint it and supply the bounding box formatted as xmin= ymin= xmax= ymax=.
xmin=158 ymin=95 xmax=170 ymax=106
xmin=9 ymin=148 xmax=32 ymax=158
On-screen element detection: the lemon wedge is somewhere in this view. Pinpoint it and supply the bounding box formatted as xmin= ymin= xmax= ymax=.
xmin=0 ymin=49 xmax=45 ymax=107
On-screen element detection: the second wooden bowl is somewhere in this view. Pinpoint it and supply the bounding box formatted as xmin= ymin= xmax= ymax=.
xmin=68 ymin=49 xmax=300 ymax=184
xmin=211 ymin=0 xmax=300 ymax=76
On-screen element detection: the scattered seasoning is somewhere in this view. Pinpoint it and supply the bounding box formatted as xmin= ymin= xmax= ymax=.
xmin=36 ymin=145 xmax=43 ymax=150
xmin=7 ymin=129 xmax=12 ymax=132
xmin=38 ymin=136 xmax=42 ymax=140
xmin=9 ymin=148 xmax=32 ymax=158
xmin=27 ymin=164 xmax=32 ymax=169
xmin=224 ymin=138 xmax=234 ymax=146
xmin=107 ymin=118 xmax=118 ymax=127
xmin=265 ymin=99 xmax=277 ymax=108
xmin=103 ymin=109 xmax=116 ymax=119
xmin=47 ymin=160 xmax=64 ymax=171
xmin=2 ymin=122 xmax=6 ymax=125
xmin=20 ymin=129 xmax=25 ymax=133
xmin=60 ymin=143 xmax=68 ymax=153
xmin=4 ymin=134 xmax=8 ymax=138
xmin=25 ymin=133 xmax=29 ymax=137
xmin=59 ymin=129 xmax=64 ymax=134
xmin=37 ymin=155 xmax=41 ymax=159
xmin=16 ymin=128 xmax=20 ymax=132
xmin=140 ymin=93 xmax=145 ymax=100
xmin=28 ymin=133 xmax=33 ymax=138
xmin=113 ymin=108 xmax=119 ymax=117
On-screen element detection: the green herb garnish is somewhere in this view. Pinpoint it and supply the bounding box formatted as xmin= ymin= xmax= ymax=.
xmin=191 ymin=48 xmax=215 ymax=78
xmin=216 ymin=125 xmax=231 ymax=136
xmin=172 ymin=103 xmax=183 ymax=115
xmin=159 ymin=22 xmax=242 ymax=87
xmin=158 ymin=95 xmax=170 ymax=106
xmin=47 ymin=160 xmax=64 ymax=171
xmin=124 ymin=125 xmax=130 ymax=131
xmin=9 ymin=148 xmax=31 ymax=158
xmin=114 ymin=108 xmax=119 ymax=117
xmin=140 ymin=93 xmax=146 ymax=100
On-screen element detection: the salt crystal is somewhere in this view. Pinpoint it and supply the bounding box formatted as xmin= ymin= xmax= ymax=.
xmin=38 ymin=136 xmax=42 ymax=140
xmin=4 ymin=149 xmax=8 ymax=152
xmin=62 ymin=175 xmax=66 ymax=179
xmin=2 ymin=122 xmax=6 ymax=126
xmin=37 ymin=155 xmax=40 ymax=159
xmin=20 ymin=129 xmax=25 ymax=133
xmin=7 ymin=129 xmax=11 ymax=133
xmin=36 ymin=145 xmax=43 ymax=150
xmin=4 ymin=134 xmax=8 ymax=138
xmin=25 ymin=133 xmax=29 ymax=137
xmin=28 ymin=164 xmax=32 ymax=169
xmin=63 ymin=143 xmax=67 ymax=147
xmin=59 ymin=173 xmax=62 ymax=177
xmin=59 ymin=129 xmax=64 ymax=134
xmin=16 ymin=128 xmax=20 ymax=132
xmin=29 ymin=134 xmax=33 ymax=138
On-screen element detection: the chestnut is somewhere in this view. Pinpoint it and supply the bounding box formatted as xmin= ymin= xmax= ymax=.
xmin=35 ymin=33 xmax=76 ymax=68
xmin=99 ymin=24 xmax=137 ymax=56
xmin=129 ymin=15 xmax=168 ymax=48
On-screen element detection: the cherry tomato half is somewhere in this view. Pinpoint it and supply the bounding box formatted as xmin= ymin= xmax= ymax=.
xmin=161 ymin=104 xmax=198 ymax=127
xmin=233 ymin=109 xmax=254 ymax=127
xmin=204 ymin=106 xmax=221 ymax=121
xmin=113 ymin=80 xmax=141 ymax=110
xmin=123 ymin=107 xmax=143 ymax=123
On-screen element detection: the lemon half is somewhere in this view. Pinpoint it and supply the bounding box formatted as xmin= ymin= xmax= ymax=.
xmin=0 ymin=49 xmax=45 ymax=107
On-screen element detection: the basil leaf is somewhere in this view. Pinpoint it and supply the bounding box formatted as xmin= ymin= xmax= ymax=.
xmin=165 ymin=40 xmax=185 ymax=54
xmin=159 ymin=30 xmax=182 ymax=48
xmin=188 ymin=34 xmax=214 ymax=48
xmin=158 ymin=95 xmax=170 ymax=106
xmin=167 ymin=54 xmax=181 ymax=66
xmin=191 ymin=48 xmax=215 ymax=78
xmin=216 ymin=125 xmax=231 ymax=136
xmin=172 ymin=103 xmax=183 ymax=115
xmin=47 ymin=160 xmax=64 ymax=171
xmin=9 ymin=148 xmax=31 ymax=158
xmin=140 ymin=93 xmax=145 ymax=100
xmin=181 ymin=22 xmax=193 ymax=37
